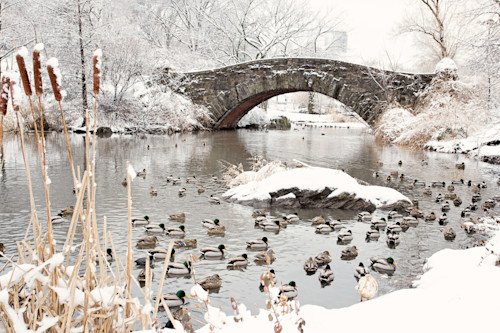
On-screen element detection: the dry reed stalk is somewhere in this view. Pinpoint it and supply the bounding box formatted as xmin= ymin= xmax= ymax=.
xmin=152 ymin=240 xmax=177 ymax=328
xmin=125 ymin=161 xmax=133 ymax=322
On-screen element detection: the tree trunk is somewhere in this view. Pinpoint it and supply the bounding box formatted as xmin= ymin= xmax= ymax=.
xmin=308 ymin=92 xmax=315 ymax=114
xmin=77 ymin=0 xmax=88 ymax=126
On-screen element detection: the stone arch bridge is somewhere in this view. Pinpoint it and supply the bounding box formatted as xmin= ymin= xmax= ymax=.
xmin=165 ymin=58 xmax=434 ymax=129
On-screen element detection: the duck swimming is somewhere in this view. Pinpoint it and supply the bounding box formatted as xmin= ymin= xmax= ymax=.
xmin=315 ymin=222 xmax=334 ymax=234
xmin=165 ymin=225 xmax=186 ymax=237
xmin=135 ymin=254 xmax=154 ymax=267
xmin=169 ymin=213 xmax=186 ymax=221
xmin=154 ymin=290 xmax=188 ymax=308
xmin=340 ymin=246 xmax=358 ymax=260
xmin=207 ymin=225 xmax=226 ymax=236
xmin=132 ymin=215 xmax=150 ymax=226
xmin=200 ymin=244 xmax=226 ymax=259
xmin=354 ymin=262 xmax=370 ymax=280
xmin=386 ymin=231 xmax=400 ymax=247
xmin=425 ymin=212 xmax=436 ymax=222
xmin=136 ymin=169 xmax=147 ymax=177
xmin=178 ymin=188 xmax=187 ymax=197
xmin=138 ymin=268 xmax=154 ymax=283
xmin=254 ymin=249 xmax=276 ymax=263
xmin=279 ymin=281 xmax=298 ymax=300
xmin=371 ymin=218 xmax=387 ymax=229
xmin=148 ymin=248 xmax=176 ymax=260
xmin=209 ymin=195 xmax=221 ymax=204
xmin=438 ymin=213 xmax=448 ymax=225
xmin=286 ymin=213 xmax=300 ymax=223
xmin=199 ymin=274 xmax=222 ymax=290
xmin=370 ymin=257 xmax=396 ymax=274
xmin=337 ymin=230 xmax=353 ymax=243
xmin=261 ymin=220 xmax=282 ymax=232
xmin=144 ymin=224 xmax=165 ymax=234
xmin=311 ymin=215 xmax=326 ymax=225
xmin=386 ymin=222 xmax=402 ymax=234
xmin=318 ymin=264 xmax=334 ymax=284
xmin=304 ymin=257 xmax=319 ymax=274
xmin=357 ymin=211 xmax=372 ymax=221
xmin=443 ymin=227 xmax=456 ymax=240
xmin=414 ymin=179 xmax=426 ymax=187
xmin=246 ymin=237 xmax=269 ymax=250
xmin=202 ymin=218 xmax=220 ymax=228
xmin=167 ymin=261 xmax=192 ymax=275
xmin=366 ymin=227 xmax=380 ymax=240
xmin=227 ymin=254 xmax=249 ymax=269
xmin=173 ymin=239 xmax=197 ymax=248
xmin=252 ymin=209 xmax=268 ymax=217
xmin=136 ymin=236 xmax=158 ymax=249
xmin=314 ymin=251 xmax=332 ymax=266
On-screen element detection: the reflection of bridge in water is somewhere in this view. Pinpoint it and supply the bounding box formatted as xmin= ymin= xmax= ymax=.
xmin=165 ymin=58 xmax=434 ymax=129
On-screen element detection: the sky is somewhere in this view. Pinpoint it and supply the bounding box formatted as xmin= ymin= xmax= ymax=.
xmin=310 ymin=0 xmax=417 ymax=70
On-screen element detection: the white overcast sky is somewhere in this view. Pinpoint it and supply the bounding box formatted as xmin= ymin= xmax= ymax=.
xmin=311 ymin=0 xmax=416 ymax=69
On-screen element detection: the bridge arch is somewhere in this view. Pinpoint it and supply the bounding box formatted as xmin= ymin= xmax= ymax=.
xmin=167 ymin=58 xmax=433 ymax=129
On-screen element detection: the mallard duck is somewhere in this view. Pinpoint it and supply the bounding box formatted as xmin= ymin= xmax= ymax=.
xmin=386 ymin=222 xmax=402 ymax=234
xmin=390 ymin=171 xmax=398 ymax=177
xmin=441 ymin=201 xmax=450 ymax=212
xmin=259 ymin=269 xmax=276 ymax=288
xmin=398 ymin=160 xmax=403 ymax=166
xmin=472 ymin=193 xmax=482 ymax=203
xmin=399 ymin=173 xmax=405 ymax=180
xmin=167 ymin=261 xmax=192 ymax=275
xmin=286 ymin=213 xmax=300 ymax=223
xmin=337 ymin=230 xmax=353 ymax=243
xmin=444 ymin=192 xmax=457 ymax=200
xmin=456 ymin=162 xmax=465 ymax=170
xmin=0 ymin=243 xmax=4 ymax=255
xmin=254 ymin=216 xmax=267 ymax=226
xmin=366 ymin=227 xmax=380 ymax=240
xmin=136 ymin=169 xmax=147 ymax=177
xmin=197 ymin=186 xmax=205 ymax=194
xmin=150 ymin=187 xmax=158 ymax=196
xmin=400 ymin=219 xmax=410 ymax=231
xmin=314 ymin=251 xmax=332 ymax=266
xmin=262 ymin=220 xmax=282 ymax=232
xmin=330 ymin=220 xmax=345 ymax=230
xmin=315 ymin=222 xmax=334 ymax=234
xmin=386 ymin=232 xmax=400 ymax=247
xmin=148 ymin=248 xmax=175 ymax=260
xmin=132 ymin=216 xmax=150 ymax=226
xmin=169 ymin=213 xmax=186 ymax=222
xmin=356 ymin=274 xmax=378 ymax=301
xmin=254 ymin=249 xmax=276 ymax=263
xmin=354 ymin=262 xmax=370 ymax=280
xmin=58 ymin=206 xmax=74 ymax=217
xmin=252 ymin=209 xmax=268 ymax=217
xmin=451 ymin=179 xmax=464 ymax=185
xmin=51 ymin=215 xmax=68 ymax=224
xmin=370 ymin=257 xmax=396 ymax=274
xmin=340 ymin=246 xmax=358 ymax=260
xmin=424 ymin=212 xmax=436 ymax=222
xmin=199 ymin=274 xmax=222 ymax=290
xmin=138 ymin=268 xmax=154 ymax=283
xmin=413 ymin=179 xmax=426 ymax=187
xmin=483 ymin=199 xmax=496 ymax=209
xmin=438 ymin=213 xmax=448 ymax=225
xmin=178 ymin=188 xmax=187 ymax=197
xmin=136 ymin=236 xmax=158 ymax=249
xmin=209 ymin=195 xmax=221 ymax=204
xmin=154 ymin=290 xmax=188 ymax=308
xmin=371 ymin=218 xmax=387 ymax=229
xmin=460 ymin=207 xmax=471 ymax=218
xmin=135 ymin=254 xmax=154 ymax=267
xmin=207 ymin=225 xmax=226 ymax=236
xmin=144 ymin=224 xmax=165 ymax=234
xmin=200 ymin=244 xmax=226 ymax=259
xmin=96 ymin=248 xmax=114 ymax=263
xmin=311 ymin=215 xmax=326 ymax=225
xmin=447 ymin=185 xmax=455 ymax=192
xmin=279 ymin=281 xmax=298 ymax=299
xmin=246 ymin=237 xmax=269 ymax=250
xmin=121 ymin=178 xmax=127 ymax=186
xmin=227 ymin=254 xmax=249 ymax=269
xmin=421 ymin=160 xmax=428 ymax=166
xmin=432 ymin=181 xmax=446 ymax=188
xmin=304 ymin=257 xmax=318 ymax=274
xmin=386 ymin=175 xmax=391 ymax=182
xmin=166 ymin=175 xmax=174 ymax=183
xmin=318 ymin=264 xmax=334 ymax=284
xmin=373 ymin=171 xmax=380 ymax=177
xmin=409 ymin=207 xmax=423 ymax=218
xmin=165 ymin=225 xmax=186 ymax=237
xmin=387 ymin=210 xmax=403 ymax=220
xmin=443 ymin=228 xmax=456 ymax=240
xmin=172 ymin=178 xmax=182 ymax=185
xmin=202 ymin=218 xmax=220 ymax=228
xmin=173 ymin=239 xmax=197 ymax=248
xmin=186 ymin=176 xmax=196 ymax=184
xmin=423 ymin=187 xmax=432 ymax=195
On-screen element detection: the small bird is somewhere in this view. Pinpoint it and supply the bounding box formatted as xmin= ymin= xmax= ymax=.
xmin=227 ymin=254 xmax=249 ymax=269
xmin=279 ymin=281 xmax=298 ymax=300
xmin=132 ymin=216 xmax=150 ymax=226
xmin=356 ymin=274 xmax=378 ymax=301
xmin=354 ymin=262 xmax=370 ymax=280
xmin=199 ymin=274 xmax=222 ymax=291
xmin=197 ymin=186 xmax=205 ymax=194
xmin=304 ymin=257 xmax=319 ymax=274
xmin=178 ymin=188 xmax=187 ymax=197
xmin=456 ymin=162 xmax=465 ymax=170
xmin=200 ymin=244 xmax=226 ymax=259
xmin=121 ymin=178 xmax=127 ymax=186
xmin=318 ymin=264 xmax=334 ymax=284
xmin=169 ymin=213 xmax=186 ymax=221
xmin=398 ymin=160 xmax=402 ymax=166
xmin=246 ymin=237 xmax=269 ymax=250
xmin=209 ymin=195 xmax=221 ymax=204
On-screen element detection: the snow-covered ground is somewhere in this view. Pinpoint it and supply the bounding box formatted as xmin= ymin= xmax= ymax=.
xmin=222 ymin=165 xmax=410 ymax=208
xmin=149 ymin=216 xmax=500 ymax=333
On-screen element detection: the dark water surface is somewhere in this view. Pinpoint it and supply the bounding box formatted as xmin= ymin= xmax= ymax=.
xmin=1 ymin=125 xmax=499 ymax=326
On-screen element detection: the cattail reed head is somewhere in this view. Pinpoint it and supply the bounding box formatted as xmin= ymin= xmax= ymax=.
xmin=0 ymin=76 xmax=10 ymax=116
xmin=33 ymin=43 xmax=44 ymax=96
xmin=16 ymin=47 xmax=32 ymax=96
xmin=93 ymin=48 xmax=102 ymax=95
xmin=47 ymin=58 xmax=62 ymax=102
xmin=9 ymin=77 xmax=21 ymax=112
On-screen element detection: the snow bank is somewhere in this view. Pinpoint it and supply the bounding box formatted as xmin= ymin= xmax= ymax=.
xmin=223 ymin=166 xmax=410 ymax=208
xmin=198 ymin=219 xmax=500 ymax=333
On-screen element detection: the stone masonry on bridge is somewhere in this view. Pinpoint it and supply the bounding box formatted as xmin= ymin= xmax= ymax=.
xmin=164 ymin=58 xmax=434 ymax=129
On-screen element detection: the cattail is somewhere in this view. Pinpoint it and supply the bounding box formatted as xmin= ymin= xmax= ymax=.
xmin=0 ymin=76 xmax=10 ymax=115
xmin=16 ymin=47 xmax=32 ymax=96
xmin=33 ymin=43 xmax=44 ymax=96
xmin=93 ymin=48 xmax=102 ymax=95
xmin=47 ymin=58 xmax=62 ymax=102
xmin=9 ymin=77 xmax=21 ymax=112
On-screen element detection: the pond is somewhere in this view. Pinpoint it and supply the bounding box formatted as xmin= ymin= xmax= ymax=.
xmin=1 ymin=124 xmax=499 ymax=327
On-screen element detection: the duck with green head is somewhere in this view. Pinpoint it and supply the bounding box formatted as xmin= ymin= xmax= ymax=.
xmin=166 ymin=225 xmax=186 ymax=237
xmin=144 ymin=223 xmax=165 ymax=234
xmin=246 ymin=237 xmax=269 ymax=250
xmin=167 ymin=261 xmax=191 ymax=275
xmin=200 ymin=244 xmax=226 ymax=259
xmin=148 ymin=248 xmax=176 ymax=261
xmin=370 ymin=257 xmax=396 ymax=274
xmin=202 ymin=218 xmax=220 ymax=228
xmin=227 ymin=254 xmax=248 ymax=269
xmin=279 ymin=281 xmax=298 ymax=299
xmin=132 ymin=215 xmax=150 ymax=226
xmin=155 ymin=290 xmax=189 ymax=308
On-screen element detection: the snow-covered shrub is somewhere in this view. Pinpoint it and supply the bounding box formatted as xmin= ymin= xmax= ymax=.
xmin=434 ymin=57 xmax=458 ymax=81
xmin=237 ymin=107 xmax=270 ymax=128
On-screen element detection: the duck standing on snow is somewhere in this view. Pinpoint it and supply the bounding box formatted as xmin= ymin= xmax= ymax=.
xmin=356 ymin=274 xmax=378 ymax=301
xmin=318 ymin=264 xmax=334 ymax=284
